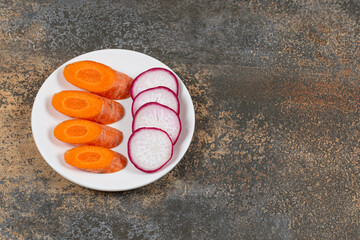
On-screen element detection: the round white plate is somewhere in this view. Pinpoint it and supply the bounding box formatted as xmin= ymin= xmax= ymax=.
xmin=31 ymin=49 xmax=195 ymax=191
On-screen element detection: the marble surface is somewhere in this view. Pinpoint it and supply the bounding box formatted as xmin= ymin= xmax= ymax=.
xmin=1 ymin=0 xmax=359 ymax=239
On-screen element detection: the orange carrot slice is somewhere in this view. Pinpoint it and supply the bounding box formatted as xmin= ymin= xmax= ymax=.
xmin=54 ymin=119 xmax=123 ymax=148
xmin=52 ymin=90 xmax=124 ymax=124
xmin=63 ymin=60 xmax=133 ymax=100
xmin=64 ymin=146 xmax=127 ymax=173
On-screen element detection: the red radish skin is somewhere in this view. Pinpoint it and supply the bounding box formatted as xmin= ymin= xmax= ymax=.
xmin=128 ymin=127 xmax=173 ymax=173
xmin=131 ymin=86 xmax=180 ymax=117
xmin=131 ymin=68 xmax=179 ymax=99
xmin=132 ymin=102 xmax=182 ymax=144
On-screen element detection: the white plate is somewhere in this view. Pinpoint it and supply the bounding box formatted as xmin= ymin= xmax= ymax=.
xmin=31 ymin=49 xmax=195 ymax=191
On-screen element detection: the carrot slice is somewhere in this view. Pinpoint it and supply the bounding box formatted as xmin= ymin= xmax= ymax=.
xmin=54 ymin=119 xmax=123 ymax=148
xmin=63 ymin=60 xmax=133 ymax=100
xmin=52 ymin=90 xmax=124 ymax=124
xmin=64 ymin=146 xmax=127 ymax=173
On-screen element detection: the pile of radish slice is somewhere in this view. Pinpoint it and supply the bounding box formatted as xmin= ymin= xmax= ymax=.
xmin=128 ymin=68 xmax=182 ymax=173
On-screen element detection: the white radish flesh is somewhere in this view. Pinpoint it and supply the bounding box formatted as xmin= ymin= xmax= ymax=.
xmin=128 ymin=127 xmax=173 ymax=173
xmin=132 ymin=86 xmax=180 ymax=116
xmin=132 ymin=102 xmax=181 ymax=144
xmin=131 ymin=68 xmax=179 ymax=99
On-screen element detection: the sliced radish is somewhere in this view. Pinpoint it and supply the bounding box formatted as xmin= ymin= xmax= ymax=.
xmin=128 ymin=127 xmax=173 ymax=173
xmin=132 ymin=86 xmax=180 ymax=116
xmin=131 ymin=68 xmax=179 ymax=99
xmin=132 ymin=102 xmax=181 ymax=144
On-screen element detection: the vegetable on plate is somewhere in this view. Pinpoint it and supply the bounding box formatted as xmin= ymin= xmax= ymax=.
xmin=52 ymin=90 xmax=124 ymax=124
xmin=132 ymin=86 xmax=180 ymax=116
xmin=128 ymin=127 xmax=173 ymax=173
xmin=63 ymin=60 xmax=133 ymax=100
xmin=132 ymin=102 xmax=181 ymax=144
xmin=64 ymin=145 xmax=127 ymax=173
xmin=131 ymin=67 xmax=179 ymax=99
xmin=54 ymin=119 xmax=123 ymax=148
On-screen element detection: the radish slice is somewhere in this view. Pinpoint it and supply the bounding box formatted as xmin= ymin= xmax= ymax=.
xmin=132 ymin=86 xmax=180 ymax=116
xmin=132 ymin=102 xmax=181 ymax=144
xmin=128 ymin=127 xmax=173 ymax=173
xmin=131 ymin=68 xmax=179 ymax=99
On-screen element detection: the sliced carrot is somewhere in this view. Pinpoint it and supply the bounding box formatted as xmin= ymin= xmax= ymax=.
xmin=54 ymin=119 xmax=123 ymax=148
xmin=64 ymin=146 xmax=127 ymax=173
xmin=63 ymin=60 xmax=133 ymax=100
xmin=52 ymin=90 xmax=124 ymax=124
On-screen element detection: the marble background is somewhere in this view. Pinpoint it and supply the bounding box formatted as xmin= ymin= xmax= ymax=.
xmin=1 ymin=0 xmax=359 ymax=239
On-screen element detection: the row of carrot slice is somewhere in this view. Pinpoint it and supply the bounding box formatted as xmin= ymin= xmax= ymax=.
xmin=52 ymin=61 xmax=133 ymax=173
